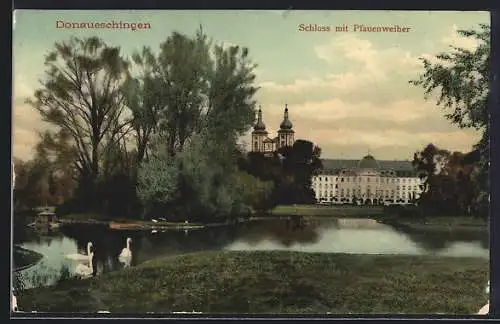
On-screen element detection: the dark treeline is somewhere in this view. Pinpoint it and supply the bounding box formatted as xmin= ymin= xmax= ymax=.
xmin=412 ymin=144 xmax=486 ymax=218
xmin=14 ymin=27 xmax=321 ymax=223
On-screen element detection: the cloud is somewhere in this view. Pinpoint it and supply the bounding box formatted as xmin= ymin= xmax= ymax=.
xmin=12 ymin=73 xmax=35 ymax=104
xmin=250 ymin=27 xmax=481 ymax=159
xmin=12 ymin=126 xmax=39 ymax=160
xmin=259 ymin=34 xmax=421 ymax=97
xmin=262 ymin=98 xmax=436 ymax=125
xmin=12 ymin=73 xmax=46 ymax=160
xmin=314 ymin=34 xmax=421 ymax=80
xmin=416 ymin=25 xmax=482 ymax=68
xmin=442 ymin=24 xmax=480 ymax=51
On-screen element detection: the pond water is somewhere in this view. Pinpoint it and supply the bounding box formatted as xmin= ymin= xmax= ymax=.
xmin=12 ymin=217 xmax=489 ymax=290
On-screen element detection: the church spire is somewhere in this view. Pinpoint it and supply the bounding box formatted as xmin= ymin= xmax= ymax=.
xmin=279 ymin=102 xmax=293 ymax=130
xmin=253 ymin=105 xmax=266 ymax=131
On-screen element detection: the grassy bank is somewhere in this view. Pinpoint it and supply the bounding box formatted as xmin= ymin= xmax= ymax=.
xmin=17 ymin=251 xmax=488 ymax=314
xmin=271 ymin=205 xmax=385 ymax=218
xmin=391 ymin=216 xmax=488 ymax=231
xmin=271 ymin=205 xmax=488 ymax=228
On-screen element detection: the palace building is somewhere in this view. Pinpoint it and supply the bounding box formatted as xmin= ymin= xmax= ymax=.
xmin=251 ymin=104 xmax=295 ymax=153
xmin=311 ymin=154 xmax=423 ymax=205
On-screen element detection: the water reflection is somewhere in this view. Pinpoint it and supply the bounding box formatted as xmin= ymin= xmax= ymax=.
xmin=13 ymin=217 xmax=489 ymax=290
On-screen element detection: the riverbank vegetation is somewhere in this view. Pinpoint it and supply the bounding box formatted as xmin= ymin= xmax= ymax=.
xmin=16 ymin=251 xmax=488 ymax=314
xmin=12 ymin=24 xmax=489 ymax=224
xmin=271 ymin=205 xmax=385 ymax=218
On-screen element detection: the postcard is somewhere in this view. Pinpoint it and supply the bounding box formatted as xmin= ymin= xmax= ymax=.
xmin=11 ymin=9 xmax=490 ymax=315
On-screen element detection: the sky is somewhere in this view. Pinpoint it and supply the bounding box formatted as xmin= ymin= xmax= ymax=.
xmin=12 ymin=10 xmax=490 ymax=161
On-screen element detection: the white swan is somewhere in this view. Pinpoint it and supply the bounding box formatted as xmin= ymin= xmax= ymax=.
xmin=65 ymin=242 xmax=94 ymax=261
xmin=118 ymin=238 xmax=132 ymax=267
xmin=75 ymin=261 xmax=93 ymax=278
xmin=74 ymin=242 xmax=94 ymax=278
xmin=477 ymin=280 xmax=490 ymax=315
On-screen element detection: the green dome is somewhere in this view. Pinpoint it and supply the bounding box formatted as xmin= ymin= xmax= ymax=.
xmin=358 ymin=155 xmax=379 ymax=170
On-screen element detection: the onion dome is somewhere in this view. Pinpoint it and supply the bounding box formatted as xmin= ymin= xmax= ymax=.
xmin=254 ymin=106 xmax=266 ymax=131
xmin=279 ymin=104 xmax=293 ymax=130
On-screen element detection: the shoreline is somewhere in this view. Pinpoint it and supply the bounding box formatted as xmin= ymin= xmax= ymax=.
xmin=52 ymin=205 xmax=488 ymax=231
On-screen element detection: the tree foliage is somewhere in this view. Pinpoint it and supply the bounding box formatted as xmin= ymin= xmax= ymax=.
xmin=410 ymin=24 xmax=490 ymax=217
xmin=20 ymin=29 xmax=308 ymax=222
xmin=26 ymin=37 xmax=131 ymax=192
xmin=136 ymin=28 xmax=263 ymax=221
xmin=413 ymin=143 xmax=480 ymax=217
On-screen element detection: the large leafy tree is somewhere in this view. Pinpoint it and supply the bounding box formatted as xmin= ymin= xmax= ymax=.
xmin=129 ymin=27 xmax=258 ymax=160
xmin=26 ymin=37 xmax=131 ymax=200
xmin=410 ymin=24 xmax=490 ymax=216
xmin=136 ymin=28 xmax=261 ymax=220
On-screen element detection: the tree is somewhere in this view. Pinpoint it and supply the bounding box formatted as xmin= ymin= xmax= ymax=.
xmin=275 ymin=140 xmax=322 ymax=205
xmin=35 ymin=130 xmax=77 ymax=203
xmin=410 ymin=24 xmax=490 ymax=217
xmin=413 ymin=143 xmax=479 ymax=216
xmin=130 ymin=27 xmax=258 ymax=161
xmin=412 ymin=143 xmax=449 ymax=195
xmin=122 ymin=47 xmax=162 ymax=164
xmin=137 ymin=28 xmax=261 ymax=221
xmin=26 ymin=36 xmax=131 ymax=205
xmin=137 ymin=155 xmax=180 ymax=219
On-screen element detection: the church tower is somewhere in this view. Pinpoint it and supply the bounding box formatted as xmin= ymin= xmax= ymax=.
xmin=251 ymin=106 xmax=268 ymax=152
xmin=277 ymin=104 xmax=295 ymax=149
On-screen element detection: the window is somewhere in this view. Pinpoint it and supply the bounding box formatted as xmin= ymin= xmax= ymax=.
xmin=254 ymin=142 xmax=258 ymax=150
xmin=367 ymin=178 xmax=370 ymax=182
xmin=319 ymin=177 xmax=322 ymax=181
xmin=341 ymin=178 xmax=344 ymax=182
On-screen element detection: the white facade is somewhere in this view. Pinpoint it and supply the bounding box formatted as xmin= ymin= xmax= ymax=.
xmin=311 ymin=155 xmax=423 ymax=205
